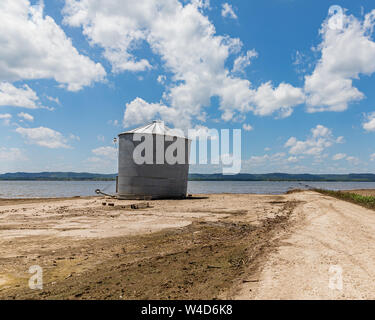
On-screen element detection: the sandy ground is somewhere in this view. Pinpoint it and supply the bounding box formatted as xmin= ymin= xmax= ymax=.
xmin=0 ymin=194 xmax=281 ymax=241
xmin=234 ymin=190 xmax=375 ymax=300
xmin=0 ymin=193 xmax=293 ymax=299
xmin=0 ymin=190 xmax=374 ymax=299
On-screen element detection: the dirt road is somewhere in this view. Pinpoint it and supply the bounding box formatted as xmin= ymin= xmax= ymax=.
xmin=234 ymin=190 xmax=375 ymax=300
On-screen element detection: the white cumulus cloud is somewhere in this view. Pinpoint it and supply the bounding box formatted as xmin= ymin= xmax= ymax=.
xmin=242 ymin=124 xmax=253 ymax=131
xmin=69 ymin=133 xmax=80 ymax=141
xmin=363 ymin=112 xmax=375 ymax=132
xmin=252 ymin=82 xmax=305 ymax=118
xmin=92 ymin=146 xmax=117 ymax=160
xmin=123 ymin=97 xmax=180 ymax=127
xmin=63 ymin=0 xmax=304 ymax=128
xmin=0 ymin=113 xmax=12 ymax=126
xmin=0 ymin=82 xmax=44 ymax=109
xmin=221 ymin=3 xmax=237 ymax=20
xmin=15 ymin=126 xmax=71 ymax=149
xmin=332 ymin=153 xmax=347 ymax=160
xmin=285 ymin=125 xmax=341 ymax=156
xmin=46 ymin=96 xmax=60 ymax=104
xmin=17 ymin=112 xmax=34 ymax=122
xmin=304 ymin=8 xmax=375 ymax=112
xmin=0 ymin=0 xmax=106 ymax=91
xmin=0 ymin=114 xmax=12 ymax=119
xmin=63 ymin=0 xmax=155 ymax=73
xmin=232 ymin=50 xmax=258 ymax=74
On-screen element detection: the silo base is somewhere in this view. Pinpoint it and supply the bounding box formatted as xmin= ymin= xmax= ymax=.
xmin=117 ymin=194 xmax=186 ymax=200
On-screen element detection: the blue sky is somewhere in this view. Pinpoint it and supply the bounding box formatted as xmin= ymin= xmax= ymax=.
xmin=1 ymin=0 xmax=375 ymax=174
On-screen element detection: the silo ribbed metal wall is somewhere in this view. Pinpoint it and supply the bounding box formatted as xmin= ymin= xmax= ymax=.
xmin=117 ymin=133 xmax=190 ymax=199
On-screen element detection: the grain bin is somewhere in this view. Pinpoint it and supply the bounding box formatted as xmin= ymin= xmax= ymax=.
xmin=117 ymin=120 xmax=191 ymax=199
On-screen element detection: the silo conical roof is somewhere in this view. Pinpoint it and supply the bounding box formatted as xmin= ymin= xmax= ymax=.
xmin=119 ymin=120 xmax=187 ymax=139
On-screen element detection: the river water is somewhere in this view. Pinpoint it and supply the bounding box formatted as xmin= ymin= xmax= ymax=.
xmin=1 ymin=180 xmax=375 ymax=199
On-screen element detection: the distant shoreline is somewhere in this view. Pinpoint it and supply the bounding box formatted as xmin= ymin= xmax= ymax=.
xmin=1 ymin=172 xmax=375 ymax=182
xmin=1 ymin=179 xmax=375 ymax=182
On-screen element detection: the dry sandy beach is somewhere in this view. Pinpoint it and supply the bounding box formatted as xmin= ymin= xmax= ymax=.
xmin=0 ymin=190 xmax=374 ymax=299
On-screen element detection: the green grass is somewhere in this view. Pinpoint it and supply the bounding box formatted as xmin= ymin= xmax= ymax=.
xmin=313 ymin=189 xmax=375 ymax=210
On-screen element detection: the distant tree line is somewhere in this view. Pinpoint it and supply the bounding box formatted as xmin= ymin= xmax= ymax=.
xmin=1 ymin=172 xmax=375 ymax=182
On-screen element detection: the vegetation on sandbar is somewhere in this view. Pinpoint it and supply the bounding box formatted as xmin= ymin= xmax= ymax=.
xmin=314 ymin=189 xmax=375 ymax=211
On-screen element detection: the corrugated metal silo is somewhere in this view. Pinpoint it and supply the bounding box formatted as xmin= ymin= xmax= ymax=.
xmin=117 ymin=120 xmax=191 ymax=199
